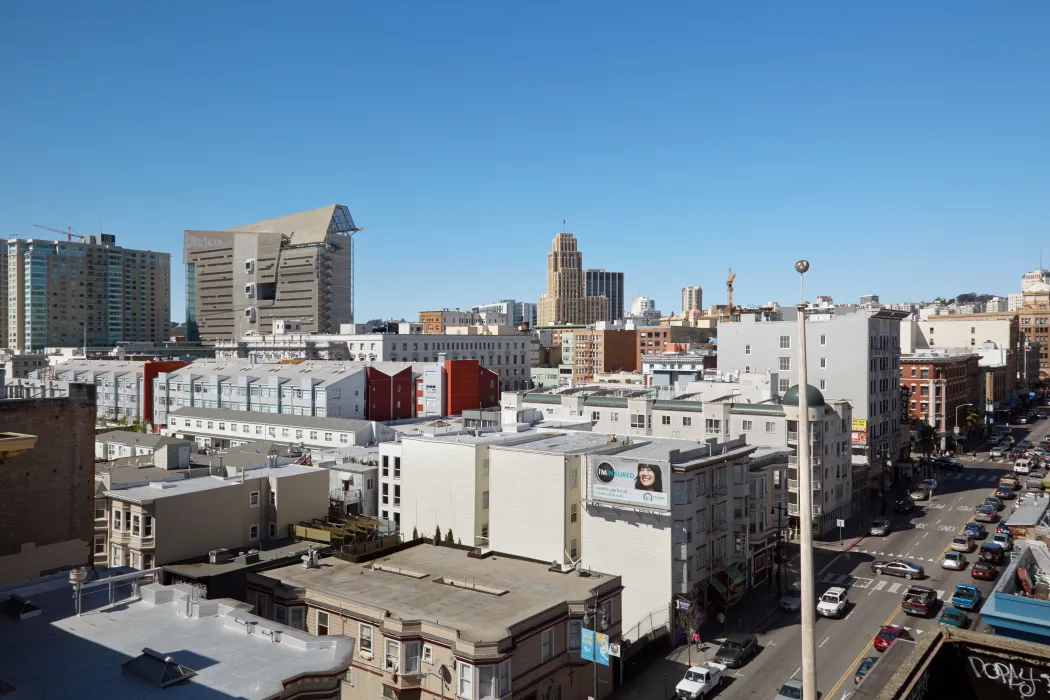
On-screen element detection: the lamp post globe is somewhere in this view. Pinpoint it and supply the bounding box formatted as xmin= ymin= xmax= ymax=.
xmin=795 ymin=260 xmax=810 ymax=274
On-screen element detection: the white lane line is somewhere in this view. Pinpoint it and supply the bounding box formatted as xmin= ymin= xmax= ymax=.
xmin=791 ymin=667 xmax=801 ymax=679
xmin=887 ymin=583 xmax=902 ymax=594
xmin=923 ymin=532 xmax=929 ymax=538
xmin=844 ymin=608 xmax=855 ymax=621
xmin=820 ymin=636 xmax=830 ymax=648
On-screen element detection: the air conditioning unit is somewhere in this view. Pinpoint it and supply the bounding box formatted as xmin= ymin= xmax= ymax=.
xmin=209 ymin=548 xmax=231 ymax=564
xmin=245 ymin=259 xmax=255 ymax=274
xmin=245 ymin=307 xmax=256 ymax=323
xmin=244 ymin=283 xmax=255 ymax=298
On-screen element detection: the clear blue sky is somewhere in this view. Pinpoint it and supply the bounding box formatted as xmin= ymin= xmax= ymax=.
xmin=2 ymin=2 xmax=1048 ymax=323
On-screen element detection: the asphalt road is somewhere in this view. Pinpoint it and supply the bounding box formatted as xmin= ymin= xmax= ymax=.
xmin=712 ymin=415 xmax=1050 ymax=700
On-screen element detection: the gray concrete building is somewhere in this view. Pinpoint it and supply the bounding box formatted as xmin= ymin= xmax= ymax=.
xmin=585 ymin=269 xmax=625 ymax=322
xmin=184 ymin=205 xmax=361 ymax=341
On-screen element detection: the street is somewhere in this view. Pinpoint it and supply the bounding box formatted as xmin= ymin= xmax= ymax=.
xmin=616 ymin=413 xmax=1050 ymax=700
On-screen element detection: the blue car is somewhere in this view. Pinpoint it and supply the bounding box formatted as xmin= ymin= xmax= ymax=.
xmin=964 ymin=523 xmax=988 ymax=540
xmin=952 ymin=584 xmax=983 ymax=611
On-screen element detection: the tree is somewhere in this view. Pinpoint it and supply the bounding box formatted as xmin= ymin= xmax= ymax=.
xmin=674 ymin=602 xmax=700 ymax=664
xmin=444 ymin=529 xmax=454 ymax=545
xmin=412 ymin=526 xmax=419 ymax=540
xmin=434 ymin=525 xmax=442 ymax=545
xmin=960 ymin=405 xmax=982 ymax=435
xmin=915 ymin=422 xmax=937 ymax=458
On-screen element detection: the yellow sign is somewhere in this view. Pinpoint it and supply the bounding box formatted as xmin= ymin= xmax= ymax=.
xmin=852 ymin=419 xmax=867 ymax=431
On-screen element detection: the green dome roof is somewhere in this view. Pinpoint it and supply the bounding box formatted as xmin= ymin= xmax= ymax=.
xmin=782 ymin=384 xmax=826 ymax=407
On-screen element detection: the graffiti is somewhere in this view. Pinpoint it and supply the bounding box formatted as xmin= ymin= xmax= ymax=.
xmin=968 ymin=655 xmax=1042 ymax=698
xmin=905 ymin=667 xmax=930 ymax=700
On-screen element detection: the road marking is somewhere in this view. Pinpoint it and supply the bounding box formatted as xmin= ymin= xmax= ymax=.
xmin=791 ymin=667 xmax=800 ymax=679
xmin=825 ymin=602 xmax=904 ymax=700
xmin=887 ymin=583 xmax=902 ymax=594
xmin=820 ymin=636 xmax=830 ymax=648
xmin=936 ymin=590 xmax=946 ymax=600
xmin=873 ymin=580 xmax=887 ymax=592
xmin=923 ymin=532 xmax=929 ymax=538
xmin=936 ymin=519 xmax=942 ymax=525
xmin=844 ymin=608 xmax=855 ymax=621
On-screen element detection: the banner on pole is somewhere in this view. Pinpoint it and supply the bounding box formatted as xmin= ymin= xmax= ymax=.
xmin=581 ymin=628 xmax=595 ymax=662
xmin=595 ymin=632 xmax=611 ymax=666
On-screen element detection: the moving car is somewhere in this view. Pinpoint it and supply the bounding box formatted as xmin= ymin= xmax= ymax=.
xmin=713 ymin=633 xmax=757 ymax=668
xmin=941 ymin=551 xmax=967 ymax=570
xmin=1000 ymin=475 xmax=1019 ymax=490
xmin=817 ymin=587 xmax=848 ymax=618
xmin=902 ymin=585 xmax=938 ymax=617
xmin=1015 ymin=459 xmax=1032 ymax=475
xmin=774 ymin=679 xmax=804 ymax=700
xmin=939 ymin=608 xmax=971 ymax=629
xmin=869 ymin=520 xmax=891 ymax=537
xmin=871 ymin=560 xmax=924 ymax=579
xmin=964 ymin=522 xmax=987 ymax=539
xmin=854 ymin=657 xmax=878 ymax=685
xmin=990 ymin=446 xmax=1006 ymax=458
xmin=985 ymin=496 xmax=1004 ymax=512
xmin=779 ymin=582 xmax=802 ymax=612
xmin=974 ymin=505 xmax=998 ymax=523
xmin=992 ymin=532 xmax=1013 ymax=551
xmin=971 ymin=561 xmax=998 ymax=581
xmin=1031 ymin=467 xmax=1048 ymax=480
xmin=873 ymin=625 xmax=912 ymax=652
xmin=924 ymin=478 xmax=939 ymax=492
xmin=933 ymin=459 xmax=964 ymax=472
xmin=996 ymin=486 xmax=1016 ymax=500
xmin=952 ymin=584 xmax=983 ymax=611
xmin=951 ymin=535 xmax=974 ymax=553
xmin=895 ymin=499 xmax=916 ymax=514
xmin=675 ymin=662 xmax=727 ymax=699
xmin=909 ymin=485 xmax=930 ymax=502
xmin=1022 ymin=439 xmax=1033 ymax=448
xmin=996 ymin=522 xmax=1012 ymax=536
xmin=980 ymin=542 xmax=1006 ymax=565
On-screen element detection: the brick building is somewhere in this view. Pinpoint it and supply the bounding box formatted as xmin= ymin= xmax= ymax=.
xmin=415 ymin=359 xmax=499 ymax=417
xmin=901 ymin=353 xmax=982 ymax=444
xmin=572 ymin=329 xmax=638 ymax=384
xmin=635 ymin=325 xmax=715 ymax=370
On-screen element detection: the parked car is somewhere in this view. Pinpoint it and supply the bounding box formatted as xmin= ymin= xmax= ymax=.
xmin=1018 ymin=416 xmax=1028 ymax=425
xmin=996 ymin=486 xmax=1016 ymax=500
xmin=924 ymin=478 xmax=939 ymax=491
xmin=980 ymin=542 xmax=1006 ymax=565
xmin=902 ymin=585 xmax=938 ymax=617
xmin=971 ymin=561 xmax=998 ymax=581
xmin=1031 ymin=467 xmax=1048 ymax=481
xmin=942 ymin=551 xmax=967 ymax=571
xmin=817 ymin=587 xmax=848 ymax=618
xmin=869 ymin=520 xmax=891 ymax=537
xmin=933 ymin=459 xmax=964 ymax=472
xmin=873 ymin=625 xmax=912 ymax=652
xmin=909 ymin=486 xmax=930 ymax=502
xmin=952 ymin=584 xmax=983 ymax=611
xmin=854 ymin=657 xmax=878 ymax=685
xmin=774 ymin=679 xmax=804 ymax=700
xmin=779 ymin=582 xmax=802 ymax=612
xmin=974 ymin=505 xmax=999 ymax=523
xmin=964 ymin=522 xmax=987 ymax=539
xmin=992 ymin=532 xmax=1013 ymax=551
xmin=1022 ymin=439 xmax=1034 ymax=448
xmin=1000 ymin=475 xmax=1019 ymax=490
xmin=1039 ymin=412 xmax=1048 ymax=419
xmin=714 ymin=633 xmax=757 ymax=668
xmin=871 ymin=560 xmax=924 ymax=579
xmin=996 ymin=522 xmax=1012 ymax=536
xmin=951 ymin=535 xmax=975 ymax=553
xmin=895 ymin=499 xmax=916 ymax=514
xmin=675 ymin=662 xmax=727 ymax=699
xmin=939 ymin=607 xmax=972 ymax=629
xmin=985 ymin=496 xmax=1004 ymax=511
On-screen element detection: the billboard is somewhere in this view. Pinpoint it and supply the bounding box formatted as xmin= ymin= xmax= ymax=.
xmin=852 ymin=418 xmax=867 ymax=431
xmin=851 ymin=430 xmax=867 ymax=446
xmin=589 ymin=456 xmax=670 ymax=510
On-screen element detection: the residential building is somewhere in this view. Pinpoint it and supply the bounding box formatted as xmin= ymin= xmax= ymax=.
xmin=1 ymin=352 xmax=48 ymax=378
xmin=859 ymin=294 xmax=880 ymax=306
xmin=901 ymin=352 xmax=982 ymax=445
xmin=325 ymin=459 xmax=379 ymax=518
xmin=415 ymin=357 xmax=499 ymax=417
xmin=682 ymin=286 xmax=703 ymax=315
xmin=103 ymin=463 xmax=328 ymax=569
xmin=184 ymin=204 xmax=361 ymax=341
xmin=1018 ymin=294 xmax=1050 ymax=380
xmin=537 ymin=232 xmax=609 ymax=326
xmin=635 ymin=326 xmax=715 ymax=371
xmin=1023 ymin=269 xmax=1050 ymax=292
xmin=95 ymin=430 xmax=192 ymax=465
xmin=585 ymin=268 xmax=625 ymax=322
xmin=985 ymin=296 xmax=1009 ymax=312
xmin=247 ymin=542 xmax=622 ymax=700
xmin=902 ymin=312 xmax=1019 ymax=386
xmin=0 ymin=240 xmax=6 ymax=347
xmin=472 ymin=299 xmax=536 ymax=327
xmin=1009 ymin=292 xmax=1025 ymax=311
xmin=572 ymin=328 xmax=638 ymax=384
xmin=0 ymin=381 xmax=95 ymax=586
xmin=6 ymin=234 xmax=170 ymax=351
xmin=627 ymin=296 xmax=661 ymax=326
xmin=0 ymin=573 xmax=354 ymax=700
xmin=163 ymin=406 xmax=395 ymax=449
xmin=641 ymin=347 xmax=718 ymax=391
xmin=32 ymin=358 xmax=189 ymax=426
xmin=717 ymin=307 xmax=910 ymax=502
xmin=419 ymin=308 xmax=508 ymax=333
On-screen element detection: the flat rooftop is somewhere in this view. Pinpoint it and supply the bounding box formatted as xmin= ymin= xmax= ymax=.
xmin=165 ymin=540 xmax=322 ymax=579
xmin=259 ymin=544 xmax=617 ymax=642
xmin=0 ymin=580 xmax=352 ymax=699
xmin=500 ymin=431 xmax=613 ymax=454
xmin=106 ymin=464 xmax=320 ymax=503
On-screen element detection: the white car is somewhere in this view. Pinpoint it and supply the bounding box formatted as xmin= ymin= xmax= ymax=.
xmin=817 ymin=587 xmax=848 ymax=618
xmin=675 ymin=662 xmax=727 ymax=699
xmin=1015 ymin=460 xmax=1032 ymax=475
xmin=992 ymin=532 xmax=1013 ymax=551
xmin=941 ymin=551 xmax=967 ymax=570
xmin=991 ymin=447 xmax=1006 ymax=458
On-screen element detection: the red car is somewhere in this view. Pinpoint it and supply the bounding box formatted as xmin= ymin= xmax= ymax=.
xmin=873 ymin=625 xmax=912 ymax=652
xmin=971 ymin=561 xmax=998 ymax=581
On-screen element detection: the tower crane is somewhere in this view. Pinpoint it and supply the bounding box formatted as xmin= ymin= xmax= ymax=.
xmin=32 ymin=224 xmax=85 ymax=242
xmin=723 ymin=268 xmax=737 ymax=322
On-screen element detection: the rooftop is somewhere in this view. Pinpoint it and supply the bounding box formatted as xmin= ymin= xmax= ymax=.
xmin=256 ymin=543 xmax=617 ymax=643
xmin=106 ymin=464 xmax=321 ymax=503
xmin=164 ymin=541 xmax=324 ymax=580
xmin=1005 ymin=495 xmax=1050 ymax=528
xmin=170 ymin=406 xmax=373 ymax=432
xmin=226 ymin=203 xmax=358 ymax=245
xmin=0 ymin=578 xmax=352 ymax=699
xmin=96 ymin=430 xmax=188 ymax=449
xmin=49 ymin=359 xmax=147 ymax=374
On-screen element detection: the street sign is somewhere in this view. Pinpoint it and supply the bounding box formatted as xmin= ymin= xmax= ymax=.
xmin=836 ymin=519 xmax=845 ymax=528
xmin=676 ymin=598 xmax=691 ymax=612
xmin=609 ymin=643 xmax=621 ymax=657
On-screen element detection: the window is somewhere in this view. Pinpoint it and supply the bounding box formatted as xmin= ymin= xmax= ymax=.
xmin=540 ymin=628 xmax=554 ymax=661
xmin=324 ymin=432 xmax=333 ymax=442
xmin=459 ymin=662 xmax=473 ymax=699
xmin=673 ymin=481 xmax=689 ymax=505
xmin=682 ymin=416 xmax=692 ymax=427
xmin=591 ymin=411 xmax=600 ymax=421
xmin=779 ymin=378 xmax=790 ymax=392
xmin=112 ymin=509 xmax=122 ymax=532
xmin=630 ymin=414 xmax=646 ymax=428
xmin=745 ymin=344 xmax=751 ymax=355
xmin=610 ymin=412 xmax=618 ymax=422
xmin=422 ymin=644 xmax=434 ymax=665
xmin=779 ymin=335 xmax=791 ymax=349
xmin=765 ymin=421 xmax=775 ymax=433
xmin=403 ymin=641 xmax=421 ymax=674
xmin=820 ymin=357 xmax=826 ymax=368
xmin=131 ymin=514 xmax=141 ymax=536
xmin=570 ymin=538 xmax=578 ymax=558
xmin=819 ymin=379 xmax=827 ymax=391
xmin=269 ymin=490 xmax=276 ymax=506
xmin=571 ymin=467 xmax=578 ymax=488
xmin=385 ymin=639 xmax=401 ymax=671
xmin=820 ymin=334 xmax=826 ymax=346
xmin=249 ymin=491 xmax=260 ymax=507
xmin=570 ymin=503 xmax=578 ymax=522
xmin=483 ymin=491 xmax=490 ymax=509
xmin=661 ymin=415 xmax=671 ymax=425
xmin=268 ymin=522 xmax=277 ymax=538
xmin=93 ymin=534 xmax=106 ymax=554
xmin=779 ymin=357 xmax=791 ymax=371
xmin=742 ymin=420 xmax=753 ymax=431
xmin=359 ymin=624 xmax=373 ymax=657
xmin=478 ymin=664 xmax=497 ymax=700
xmin=317 ymin=611 xmax=330 ymax=635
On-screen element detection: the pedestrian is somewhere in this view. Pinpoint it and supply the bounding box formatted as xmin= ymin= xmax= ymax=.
xmin=692 ymin=632 xmax=701 ymax=652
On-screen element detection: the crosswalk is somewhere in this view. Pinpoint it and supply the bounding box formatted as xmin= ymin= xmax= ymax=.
xmin=819 ymin=572 xmax=946 ymax=602
xmin=938 ymin=471 xmax=1003 ymax=483
xmin=849 ymin=548 xmax=949 ymax=561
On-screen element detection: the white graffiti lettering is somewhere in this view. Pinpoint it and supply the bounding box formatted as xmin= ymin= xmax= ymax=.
xmin=969 ymin=656 xmax=1038 ymax=698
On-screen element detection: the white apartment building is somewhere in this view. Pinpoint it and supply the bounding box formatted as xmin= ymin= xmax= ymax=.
xmin=1022 ymin=269 xmax=1050 ymax=292
xmin=162 ymin=406 xmax=394 ymax=449
xmin=1009 ymin=293 xmax=1025 ymax=312
xmin=34 ymin=359 xmax=149 ymax=423
xmin=153 ymin=360 xmax=367 ymax=426
xmin=95 ymin=430 xmax=192 ymax=465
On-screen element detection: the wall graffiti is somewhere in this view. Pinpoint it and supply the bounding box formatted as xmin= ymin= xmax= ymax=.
xmin=968 ymin=654 xmax=1050 ymax=699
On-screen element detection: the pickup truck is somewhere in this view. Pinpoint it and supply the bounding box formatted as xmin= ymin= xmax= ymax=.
xmin=817 ymin=586 xmax=849 ymax=618
xmin=901 ymin=585 xmax=937 ymax=617
xmin=675 ymin=662 xmax=727 ymax=699
xmin=952 ymin=584 xmax=983 ymax=611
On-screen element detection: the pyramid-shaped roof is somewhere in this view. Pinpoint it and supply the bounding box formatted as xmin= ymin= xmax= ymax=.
xmin=225 ymin=204 xmax=358 ymax=244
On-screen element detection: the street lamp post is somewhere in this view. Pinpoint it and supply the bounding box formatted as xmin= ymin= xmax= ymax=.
xmin=771 ymin=502 xmax=786 ymax=595
xmin=955 ymin=403 xmax=975 ymax=452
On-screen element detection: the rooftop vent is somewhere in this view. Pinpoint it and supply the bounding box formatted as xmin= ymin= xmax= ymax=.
xmin=371 ymin=563 xmax=428 ymax=579
xmin=433 ymin=576 xmax=509 ymax=596
xmin=121 ymin=648 xmax=197 ymax=688
xmin=0 ymin=594 xmax=41 ymax=621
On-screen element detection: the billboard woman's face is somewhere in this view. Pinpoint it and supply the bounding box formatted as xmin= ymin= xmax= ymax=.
xmin=638 ymin=465 xmax=657 ymax=489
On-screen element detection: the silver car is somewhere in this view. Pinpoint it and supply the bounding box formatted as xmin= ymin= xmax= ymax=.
xmin=941 ymin=551 xmax=967 ymax=570
xmin=869 ymin=520 xmax=890 ymax=537
xmin=775 ymin=679 xmax=803 ymax=700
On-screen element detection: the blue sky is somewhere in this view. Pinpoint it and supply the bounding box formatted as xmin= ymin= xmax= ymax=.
xmin=2 ymin=2 xmax=1048 ymax=323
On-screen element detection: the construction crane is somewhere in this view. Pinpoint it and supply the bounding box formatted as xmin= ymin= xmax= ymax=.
xmin=723 ymin=268 xmax=737 ymax=322
xmin=32 ymin=224 xmax=85 ymax=242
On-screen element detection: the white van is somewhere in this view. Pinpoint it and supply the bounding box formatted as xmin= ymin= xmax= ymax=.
xmin=1015 ymin=459 xmax=1032 ymax=475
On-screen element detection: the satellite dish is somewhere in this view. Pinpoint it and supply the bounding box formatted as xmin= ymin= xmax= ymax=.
xmin=438 ymin=664 xmax=453 ymax=685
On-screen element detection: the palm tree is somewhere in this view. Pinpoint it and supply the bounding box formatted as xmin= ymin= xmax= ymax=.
xmin=914 ymin=422 xmax=937 ymax=460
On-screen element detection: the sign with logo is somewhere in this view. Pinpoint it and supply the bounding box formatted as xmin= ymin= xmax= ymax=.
xmin=595 ymin=632 xmax=611 ymax=666
xmin=852 ymin=418 xmax=867 ymax=431
xmin=581 ymin=627 xmax=595 ymax=662
xmin=851 ymin=430 xmax=868 ymax=446
xmin=609 ymin=643 xmax=621 ymax=658
xmin=676 ymin=598 xmax=691 ymax=611
xmin=589 ymin=456 xmax=669 ymax=510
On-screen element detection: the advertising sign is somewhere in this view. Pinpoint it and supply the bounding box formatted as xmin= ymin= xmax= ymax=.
xmin=851 ymin=430 xmax=867 ymax=446
xmin=609 ymin=643 xmax=621 ymax=658
xmin=581 ymin=628 xmax=595 ymax=662
xmin=676 ymin=598 xmax=691 ymax=612
xmin=852 ymin=418 xmax=867 ymax=431
xmin=589 ymin=456 xmax=670 ymax=510
xmin=595 ymin=633 xmax=611 ymax=666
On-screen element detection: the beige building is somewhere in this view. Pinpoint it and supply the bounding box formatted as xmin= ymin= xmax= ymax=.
xmin=247 ymin=543 xmax=623 ymax=700
xmin=102 ymin=464 xmax=329 ymax=570
xmin=537 ymin=233 xmax=608 ymax=327
xmin=184 ymin=205 xmax=361 ymax=342
xmin=682 ymin=285 xmax=703 ymax=315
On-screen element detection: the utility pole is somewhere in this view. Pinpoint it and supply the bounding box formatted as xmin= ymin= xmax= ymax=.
xmin=794 ymin=260 xmax=818 ymax=700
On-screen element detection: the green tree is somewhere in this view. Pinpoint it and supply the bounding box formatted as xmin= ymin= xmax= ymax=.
xmin=960 ymin=405 xmax=981 ymax=435
xmin=444 ymin=529 xmax=454 ymax=545
xmin=914 ymin=422 xmax=937 ymax=458
xmin=434 ymin=525 xmax=442 ymax=545
xmin=412 ymin=526 xmax=419 ymax=540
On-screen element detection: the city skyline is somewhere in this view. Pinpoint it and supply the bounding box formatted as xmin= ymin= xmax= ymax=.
xmin=2 ymin=3 xmax=1048 ymax=323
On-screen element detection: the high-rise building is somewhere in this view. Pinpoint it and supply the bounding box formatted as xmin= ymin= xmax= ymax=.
xmin=0 ymin=242 xmax=7 ymax=348
xmin=184 ymin=205 xmax=361 ymax=342
xmin=6 ymin=235 xmax=170 ymax=351
xmin=681 ymin=285 xmax=703 ymax=315
xmin=584 ymin=269 xmax=625 ymax=322
xmin=537 ymin=233 xmax=608 ymax=326
xmin=1022 ymin=269 xmax=1050 ymax=292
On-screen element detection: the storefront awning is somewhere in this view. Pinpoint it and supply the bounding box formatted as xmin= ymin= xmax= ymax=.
xmin=725 ymin=564 xmax=747 ymax=587
xmin=709 ymin=576 xmax=728 ymax=598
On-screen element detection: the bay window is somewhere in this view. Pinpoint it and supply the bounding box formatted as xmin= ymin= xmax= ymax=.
xmin=458 ymin=662 xmax=473 ymax=699
xmin=402 ymin=641 xmax=420 ymax=674
xmin=385 ymin=639 xmax=400 ymax=672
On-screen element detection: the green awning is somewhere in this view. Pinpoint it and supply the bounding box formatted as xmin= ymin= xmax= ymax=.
xmin=725 ymin=564 xmax=747 ymax=587
xmin=709 ymin=576 xmax=728 ymax=597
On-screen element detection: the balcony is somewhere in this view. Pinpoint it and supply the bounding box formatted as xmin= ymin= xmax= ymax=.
xmin=0 ymin=432 xmax=38 ymax=461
